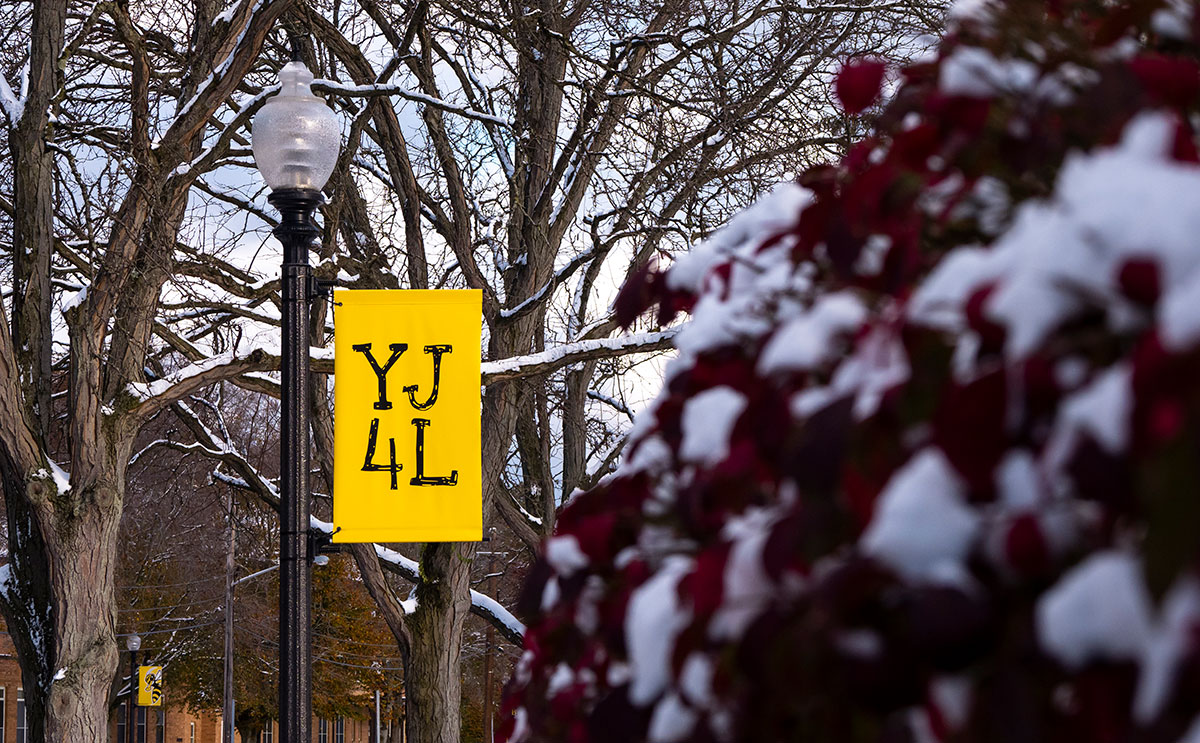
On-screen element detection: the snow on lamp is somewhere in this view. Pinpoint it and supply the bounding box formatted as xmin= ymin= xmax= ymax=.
xmin=251 ymin=59 xmax=340 ymax=193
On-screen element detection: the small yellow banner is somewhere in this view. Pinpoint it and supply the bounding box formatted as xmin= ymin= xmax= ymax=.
xmin=138 ymin=666 xmax=163 ymax=707
xmin=333 ymin=290 xmax=482 ymax=543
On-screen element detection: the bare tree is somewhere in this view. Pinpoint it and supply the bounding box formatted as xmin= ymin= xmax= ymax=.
xmin=0 ymin=0 xmax=942 ymax=738
xmin=0 ymin=0 xmax=295 ymax=737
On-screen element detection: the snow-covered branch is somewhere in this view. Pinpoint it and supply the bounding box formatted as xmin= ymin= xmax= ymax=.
xmin=127 ymin=346 xmax=335 ymax=421
xmin=481 ymin=330 xmax=677 ymax=384
xmin=498 ymin=246 xmax=600 ymax=320
xmin=306 ymin=523 xmax=527 ymax=645
xmin=313 ymin=79 xmax=511 ymax=128
xmin=165 ymin=401 xmax=280 ymax=507
xmin=126 ymin=349 xmax=275 ymax=421
xmin=369 ymin=540 xmax=525 ymax=643
xmin=0 ymin=61 xmax=26 ymax=125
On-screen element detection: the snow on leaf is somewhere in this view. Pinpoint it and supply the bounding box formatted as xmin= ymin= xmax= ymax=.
xmin=861 ymin=449 xmax=978 ymax=582
xmin=544 ymin=535 xmax=589 ymax=576
xmin=757 ymin=292 xmax=867 ymax=374
xmin=647 ymin=692 xmax=698 ymax=743
xmin=1134 ymin=576 xmax=1200 ymax=722
xmin=940 ymin=47 xmax=1039 ymax=98
xmin=1036 ymin=551 xmax=1153 ymax=670
xmin=678 ymin=387 xmax=747 ymax=465
xmin=626 ymin=556 xmax=693 ymax=705
xmin=678 ymin=653 xmax=714 ymax=707
xmin=1046 ymin=362 xmax=1133 ymax=467
xmin=710 ymin=510 xmax=775 ymax=640
xmin=666 ymin=183 xmax=812 ymax=294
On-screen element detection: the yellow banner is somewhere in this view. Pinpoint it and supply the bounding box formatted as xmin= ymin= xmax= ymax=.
xmin=138 ymin=666 xmax=163 ymax=706
xmin=333 ymin=290 xmax=482 ymax=543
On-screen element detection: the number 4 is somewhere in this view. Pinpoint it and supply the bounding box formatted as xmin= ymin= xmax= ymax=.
xmin=361 ymin=418 xmax=402 ymax=489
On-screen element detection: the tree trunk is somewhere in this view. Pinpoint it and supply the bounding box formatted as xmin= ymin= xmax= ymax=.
xmin=561 ymin=360 xmax=597 ymax=506
xmin=42 ymin=488 xmax=121 ymax=741
xmin=404 ymin=543 xmax=472 ymax=743
xmin=0 ymin=462 xmax=54 ymax=743
xmin=0 ymin=465 xmax=123 ymax=743
xmin=9 ymin=0 xmax=63 ymax=446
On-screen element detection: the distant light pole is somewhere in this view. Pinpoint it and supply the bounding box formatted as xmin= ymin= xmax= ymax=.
xmin=223 ymin=489 xmax=236 ymax=743
xmin=479 ymin=541 xmax=503 ymax=743
xmin=125 ymin=634 xmax=141 ymax=743
xmin=251 ymin=40 xmax=340 ymax=743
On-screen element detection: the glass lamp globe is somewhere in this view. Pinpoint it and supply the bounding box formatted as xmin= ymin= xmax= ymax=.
xmin=252 ymin=61 xmax=340 ymax=192
xmin=126 ymin=635 xmax=141 ymax=652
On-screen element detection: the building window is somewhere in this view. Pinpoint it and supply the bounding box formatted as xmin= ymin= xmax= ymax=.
xmin=16 ymin=688 xmax=26 ymax=743
xmin=137 ymin=706 xmax=147 ymax=743
xmin=260 ymin=721 xmax=273 ymax=743
xmin=335 ymin=717 xmax=345 ymax=743
xmin=318 ymin=719 xmax=328 ymax=743
xmin=155 ymin=708 xmax=165 ymax=743
xmin=190 ymin=721 xmax=195 ymax=743
xmin=0 ymin=686 xmax=6 ymax=741
xmin=116 ymin=702 xmax=126 ymax=743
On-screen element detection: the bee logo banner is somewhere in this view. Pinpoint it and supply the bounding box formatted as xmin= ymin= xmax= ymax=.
xmin=138 ymin=666 xmax=163 ymax=706
xmin=333 ymin=290 xmax=482 ymax=543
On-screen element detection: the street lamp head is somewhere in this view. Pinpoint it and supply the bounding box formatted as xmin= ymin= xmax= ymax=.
xmin=252 ymin=60 xmax=340 ymax=193
xmin=126 ymin=635 xmax=141 ymax=652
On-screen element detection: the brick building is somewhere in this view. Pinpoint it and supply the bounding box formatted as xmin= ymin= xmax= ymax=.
xmin=0 ymin=634 xmax=377 ymax=743
xmin=108 ymin=707 xmax=376 ymax=743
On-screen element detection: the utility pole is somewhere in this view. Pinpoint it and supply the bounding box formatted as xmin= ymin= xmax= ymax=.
xmin=480 ymin=546 xmax=500 ymax=743
xmin=223 ymin=488 xmax=236 ymax=743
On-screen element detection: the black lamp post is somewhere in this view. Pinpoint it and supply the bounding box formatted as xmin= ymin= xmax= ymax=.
xmin=251 ymin=43 xmax=340 ymax=742
xmin=125 ymin=634 xmax=140 ymax=743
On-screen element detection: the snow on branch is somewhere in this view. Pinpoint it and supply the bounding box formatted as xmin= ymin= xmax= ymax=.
xmin=471 ymin=590 xmax=525 ymax=645
xmin=165 ymin=402 xmax=280 ymax=507
xmin=481 ymin=330 xmax=677 ymax=384
xmin=372 ymin=542 xmax=526 ymax=644
xmin=312 ymin=79 xmax=512 ymax=128
xmin=170 ymin=84 xmax=278 ymax=180
xmin=156 ymin=407 xmax=524 ymax=642
xmin=0 ymin=61 xmax=27 ymax=125
xmin=127 ymin=346 xmax=335 ymax=421
xmin=126 ymin=349 xmax=275 ymax=420
xmin=156 ymin=0 xmax=283 ymax=150
xmin=130 ymin=438 xmax=229 ymax=467
xmin=499 ymin=246 xmax=600 ymax=320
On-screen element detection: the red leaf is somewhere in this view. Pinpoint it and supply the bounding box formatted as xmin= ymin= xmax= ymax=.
xmin=1147 ymin=397 xmax=1185 ymax=443
xmin=1129 ymin=55 xmax=1200 ymax=108
xmin=891 ymin=122 xmax=941 ymax=170
xmin=1004 ymin=514 xmax=1050 ymax=577
xmin=681 ymin=544 xmax=730 ymax=616
xmin=837 ymin=60 xmax=887 ymax=115
xmin=572 ymin=513 xmax=619 ymax=564
xmin=614 ymin=264 xmax=658 ymax=329
xmin=1172 ymin=119 xmax=1200 ymax=162
xmin=1116 ymin=258 xmax=1161 ymax=306
xmin=932 ymin=368 xmax=1008 ymax=496
xmin=965 ymin=283 xmax=1006 ymax=352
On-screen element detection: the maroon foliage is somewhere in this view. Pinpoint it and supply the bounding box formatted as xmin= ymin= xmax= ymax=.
xmin=504 ymin=2 xmax=1200 ymax=742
